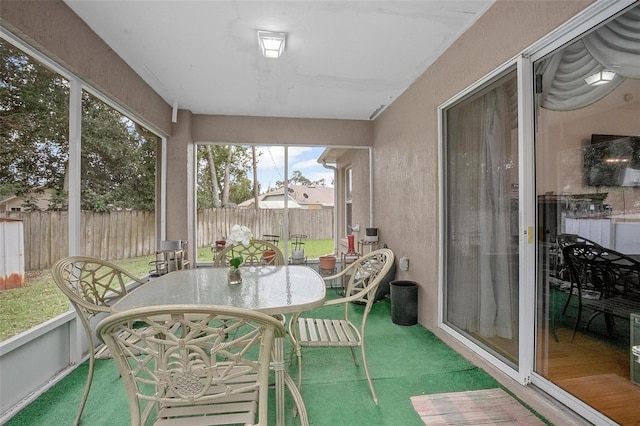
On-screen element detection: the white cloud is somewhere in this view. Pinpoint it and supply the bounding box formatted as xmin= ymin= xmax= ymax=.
xmin=291 ymin=158 xmax=320 ymax=170
xmin=308 ymin=171 xmax=335 ymax=187
xmin=251 ymin=146 xmax=333 ymax=189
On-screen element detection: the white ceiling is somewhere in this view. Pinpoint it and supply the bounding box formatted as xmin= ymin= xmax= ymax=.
xmin=64 ymin=1 xmax=494 ymax=120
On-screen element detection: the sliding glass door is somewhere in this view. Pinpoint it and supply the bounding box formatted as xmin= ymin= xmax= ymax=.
xmin=534 ymin=4 xmax=640 ymax=424
xmin=443 ymin=69 xmax=520 ymax=367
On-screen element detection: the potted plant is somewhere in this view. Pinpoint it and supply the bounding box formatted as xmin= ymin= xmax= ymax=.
xmin=319 ymin=255 xmax=336 ymax=271
xmin=262 ymin=249 xmax=277 ymax=264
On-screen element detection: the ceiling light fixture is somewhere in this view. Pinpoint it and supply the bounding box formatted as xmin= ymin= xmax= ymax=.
xmin=584 ymin=70 xmax=616 ymax=86
xmin=257 ymin=30 xmax=286 ymax=59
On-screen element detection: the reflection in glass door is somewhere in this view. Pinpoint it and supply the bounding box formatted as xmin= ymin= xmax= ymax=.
xmin=534 ymin=5 xmax=640 ymax=423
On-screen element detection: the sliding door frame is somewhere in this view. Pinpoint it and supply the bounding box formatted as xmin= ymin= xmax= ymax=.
xmin=524 ymin=1 xmax=636 ymax=424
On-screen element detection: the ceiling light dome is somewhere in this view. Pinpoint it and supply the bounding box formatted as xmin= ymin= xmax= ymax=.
xmin=584 ymin=70 xmax=616 ymax=86
xmin=257 ymin=30 xmax=286 ymax=59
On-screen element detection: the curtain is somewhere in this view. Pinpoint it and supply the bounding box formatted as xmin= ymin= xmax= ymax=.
xmin=540 ymin=4 xmax=640 ymax=111
xmin=447 ymin=75 xmax=517 ymax=339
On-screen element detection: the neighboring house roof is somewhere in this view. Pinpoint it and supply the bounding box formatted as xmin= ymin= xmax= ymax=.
xmin=0 ymin=194 xmax=18 ymax=204
xmin=0 ymin=188 xmax=54 ymax=211
xmin=285 ymin=185 xmax=334 ymax=208
xmin=238 ymin=193 xmax=302 ymax=209
xmin=238 ymin=185 xmax=334 ymax=209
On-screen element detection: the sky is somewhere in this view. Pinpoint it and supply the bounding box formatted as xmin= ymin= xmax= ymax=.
xmin=252 ymin=146 xmax=335 ymax=193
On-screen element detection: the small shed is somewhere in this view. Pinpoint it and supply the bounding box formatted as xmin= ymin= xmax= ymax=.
xmin=0 ymin=217 xmax=25 ymax=290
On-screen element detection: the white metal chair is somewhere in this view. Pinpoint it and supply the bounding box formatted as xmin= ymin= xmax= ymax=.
xmin=149 ymin=240 xmax=190 ymax=276
xmin=213 ymin=239 xmax=284 ymax=266
xmin=52 ymin=256 xmax=146 ymax=426
xmin=288 ymin=248 xmax=394 ymax=405
xmin=97 ymin=305 xmax=285 ymax=426
xmin=214 ymin=239 xmax=286 ymax=326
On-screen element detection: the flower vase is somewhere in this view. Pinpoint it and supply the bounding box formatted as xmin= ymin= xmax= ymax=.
xmin=228 ymin=268 xmax=242 ymax=285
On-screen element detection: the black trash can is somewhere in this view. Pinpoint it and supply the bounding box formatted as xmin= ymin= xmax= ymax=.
xmin=390 ymin=280 xmax=418 ymax=326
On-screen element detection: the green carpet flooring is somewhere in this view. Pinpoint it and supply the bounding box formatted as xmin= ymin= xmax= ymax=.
xmin=6 ymin=293 xmax=544 ymax=425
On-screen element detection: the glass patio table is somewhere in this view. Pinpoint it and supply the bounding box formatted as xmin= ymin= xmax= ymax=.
xmin=113 ymin=265 xmax=326 ymax=426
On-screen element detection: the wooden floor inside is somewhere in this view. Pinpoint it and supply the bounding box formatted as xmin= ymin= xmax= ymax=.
xmin=537 ymin=327 xmax=640 ymax=425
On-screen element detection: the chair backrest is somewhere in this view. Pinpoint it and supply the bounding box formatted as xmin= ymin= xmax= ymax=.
xmin=556 ymin=234 xmax=604 ymax=281
xmin=556 ymin=233 xmax=603 ymax=250
xmin=160 ymin=239 xmax=183 ymax=251
xmin=52 ymin=256 xmax=146 ymax=319
xmin=563 ymin=243 xmax=640 ymax=300
xmin=341 ymin=248 xmax=395 ymax=319
xmin=97 ymin=305 xmax=285 ymax=425
xmin=213 ymin=239 xmax=284 ymax=266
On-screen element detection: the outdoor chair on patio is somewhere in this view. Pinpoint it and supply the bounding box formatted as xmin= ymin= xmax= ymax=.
xmin=97 ymin=305 xmax=284 ymax=426
xmin=52 ymin=256 xmax=147 ymax=426
xmin=214 ymin=240 xmax=286 ymax=327
xmin=213 ymin=239 xmax=284 ymax=266
xmin=288 ymin=248 xmax=394 ymax=405
xmin=149 ymin=239 xmax=190 ymax=276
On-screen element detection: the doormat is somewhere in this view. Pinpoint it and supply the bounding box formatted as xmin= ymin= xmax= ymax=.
xmin=410 ymin=388 xmax=545 ymax=425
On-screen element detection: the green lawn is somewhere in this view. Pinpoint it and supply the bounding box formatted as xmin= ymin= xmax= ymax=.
xmin=0 ymin=239 xmax=334 ymax=341
xmin=196 ymin=238 xmax=334 ymax=262
xmin=0 ymin=255 xmax=154 ymax=342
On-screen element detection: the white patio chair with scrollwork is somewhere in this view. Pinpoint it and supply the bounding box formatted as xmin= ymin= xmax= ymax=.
xmin=52 ymin=256 xmax=146 ymax=426
xmin=97 ymin=304 xmax=284 ymax=426
xmin=288 ymin=248 xmax=394 ymax=405
xmin=213 ymin=239 xmax=284 ymax=266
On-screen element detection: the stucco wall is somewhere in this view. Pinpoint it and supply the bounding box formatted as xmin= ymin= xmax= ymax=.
xmin=335 ymin=148 xmax=371 ymax=254
xmin=192 ymin=115 xmax=372 ymax=146
xmin=372 ymin=0 xmax=594 ymax=331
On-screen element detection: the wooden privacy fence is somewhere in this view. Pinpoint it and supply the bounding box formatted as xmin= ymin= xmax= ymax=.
xmin=1 ymin=208 xmax=333 ymax=271
xmin=1 ymin=210 xmax=156 ymax=270
xmin=196 ymin=207 xmax=333 ymax=247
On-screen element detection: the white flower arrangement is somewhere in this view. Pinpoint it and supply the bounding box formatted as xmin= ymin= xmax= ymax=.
xmin=226 ymin=225 xmax=253 ymax=271
xmin=226 ymin=224 xmax=253 ymax=247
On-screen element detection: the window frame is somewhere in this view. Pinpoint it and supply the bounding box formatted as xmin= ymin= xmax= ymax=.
xmin=345 ymin=166 xmax=353 ymax=237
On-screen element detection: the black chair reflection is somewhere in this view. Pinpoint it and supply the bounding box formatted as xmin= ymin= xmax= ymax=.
xmin=563 ymin=243 xmax=640 ymax=341
xmin=556 ymin=234 xmax=603 ymax=315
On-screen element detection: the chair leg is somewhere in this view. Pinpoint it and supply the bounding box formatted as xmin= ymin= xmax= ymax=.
xmin=570 ymin=296 xmax=583 ymax=342
xmin=287 ymin=325 xmax=304 ymax=388
xmin=585 ymin=311 xmax=605 ymax=333
xmin=297 ymin=351 xmax=303 ymax=389
xmin=73 ymin=346 xmax=95 ymax=425
xmin=561 ymin=281 xmax=574 ymax=315
xmin=359 ymin=344 xmax=378 ymax=405
xmin=349 ymin=347 xmax=358 ymax=366
xmin=283 ymin=368 xmax=309 ymax=425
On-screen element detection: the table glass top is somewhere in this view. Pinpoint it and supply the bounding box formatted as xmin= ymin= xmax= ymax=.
xmin=113 ymin=265 xmax=326 ymax=315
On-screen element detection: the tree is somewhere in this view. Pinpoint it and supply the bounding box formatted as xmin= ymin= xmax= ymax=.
xmin=275 ymin=170 xmax=326 ymax=188
xmin=0 ymin=39 xmax=69 ymax=197
xmin=80 ymin=93 xmax=157 ymax=211
xmin=205 ymin=146 xmax=222 ymax=207
xmin=1 ymin=38 xmax=157 ymax=212
xmin=197 ymin=145 xmax=257 ymax=208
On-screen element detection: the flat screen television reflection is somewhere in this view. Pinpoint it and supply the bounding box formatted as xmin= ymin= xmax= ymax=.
xmin=583 ymin=134 xmax=640 ymax=187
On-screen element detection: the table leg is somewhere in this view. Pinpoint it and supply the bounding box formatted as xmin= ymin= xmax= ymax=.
xmin=272 ymin=337 xmax=285 ymax=425
xmin=272 ymin=336 xmax=309 ymax=426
